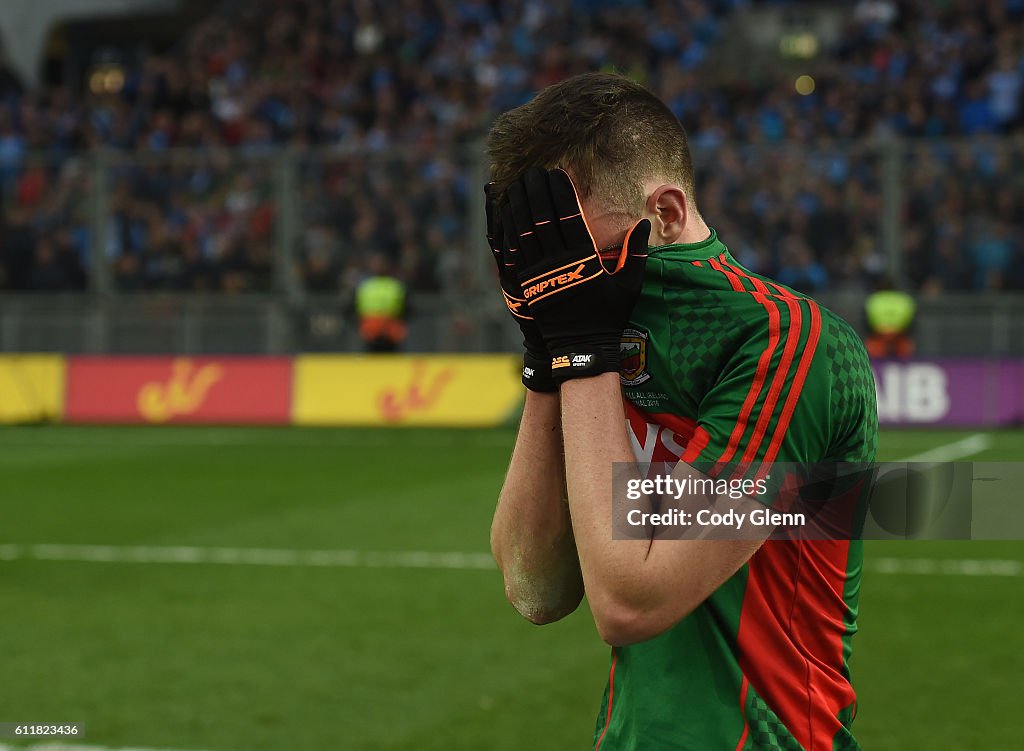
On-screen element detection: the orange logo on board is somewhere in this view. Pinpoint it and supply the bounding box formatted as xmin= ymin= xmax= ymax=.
xmin=137 ymin=359 xmax=225 ymax=423
xmin=377 ymin=360 xmax=455 ymax=422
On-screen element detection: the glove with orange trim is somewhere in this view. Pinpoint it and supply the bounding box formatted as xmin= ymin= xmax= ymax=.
xmin=485 ymin=182 xmax=557 ymax=392
xmin=505 ymin=167 xmax=650 ymax=384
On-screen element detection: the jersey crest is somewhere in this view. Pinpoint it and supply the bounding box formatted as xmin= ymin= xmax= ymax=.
xmin=619 ymin=327 xmax=651 ymax=387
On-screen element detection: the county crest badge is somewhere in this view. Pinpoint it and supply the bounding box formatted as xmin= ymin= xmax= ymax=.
xmin=619 ymin=328 xmax=651 ymax=386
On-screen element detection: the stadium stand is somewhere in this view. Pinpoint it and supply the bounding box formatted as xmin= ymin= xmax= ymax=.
xmin=0 ymin=0 xmax=1022 ymax=294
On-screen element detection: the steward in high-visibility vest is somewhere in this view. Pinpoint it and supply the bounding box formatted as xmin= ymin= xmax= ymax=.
xmin=864 ymin=284 xmax=915 ymax=359
xmin=355 ymin=258 xmax=408 ymax=352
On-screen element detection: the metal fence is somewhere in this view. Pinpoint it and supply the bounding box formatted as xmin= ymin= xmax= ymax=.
xmin=0 ymin=293 xmax=503 ymax=354
xmin=3 ymin=291 xmax=1023 ymax=357
xmin=2 ymin=137 xmax=1024 ymax=354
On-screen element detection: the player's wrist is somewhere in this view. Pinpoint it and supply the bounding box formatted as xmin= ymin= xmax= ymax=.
xmin=548 ymin=339 xmax=621 ymax=384
xmin=522 ymin=349 xmax=558 ymax=392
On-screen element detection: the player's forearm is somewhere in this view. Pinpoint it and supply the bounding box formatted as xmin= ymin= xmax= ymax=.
xmin=490 ymin=390 xmax=584 ymax=624
xmin=560 ymin=375 xmax=764 ymax=645
xmin=558 ymin=374 xmax=663 ymax=637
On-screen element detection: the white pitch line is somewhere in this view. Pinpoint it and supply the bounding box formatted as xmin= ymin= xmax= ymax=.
xmin=866 ymin=557 xmax=1023 ymax=577
xmin=897 ymin=432 xmax=992 ymax=463
xmin=1 ymin=543 xmax=1021 ymax=579
xmin=0 ymin=544 xmax=496 ymax=571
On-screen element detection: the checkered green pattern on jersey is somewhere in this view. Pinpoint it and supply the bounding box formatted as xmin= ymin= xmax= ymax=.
xmin=821 ymin=312 xmax=878 ymax=462
xmin=664 ymin=285 xmax=769 ymax=404
xmin=832 ymin=726 xmax=860 ymax=751
xmin=743 ymin=691 xmax=805 ymax=751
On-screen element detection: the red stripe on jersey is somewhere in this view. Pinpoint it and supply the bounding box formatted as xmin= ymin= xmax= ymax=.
xmin=762 ymin=299 xmax=823 ymax=469
xmin=723 ymin=256 xmax=804 ymax=304
xmin=722 ymin=257 xmax=772 ymax=297
xmin=681 ymin=425 xmax=711 ymax=463
xmin=723 ymin=257 xmax=799 ymax=301
xmin=765 ymin=278 xmax=799 ymax=300
xmin=733 ymin=676 xmax=751 ymax=751
xmin=723 ymin=258 xmax=855 ymax=745
xmin=708 ymin=256 xmax=746 ymax=292
xmin=705 ymin=257 xmax=782 ymax=465
xmin=737 ymin=541 xmax=858 ymax=749
xmin=594 ymin=650 xmax=618 ymax=751
xmin=740 ymin=295 xmax=802 ymax=464
xmin=718 ymin=257 xmax=806 ymax=465
xmin=716 ymin=260 xmax=823 ymax=471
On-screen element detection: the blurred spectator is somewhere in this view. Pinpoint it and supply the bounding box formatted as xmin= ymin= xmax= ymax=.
xmin=353 ymin=253 xmax=408 ymax=353
xmin=0 ymin=205 xmax=34 ymax=289
xmin=864 ymin=276 xmax=916 ymax=359
xmin=988 ymin=53 xmax=1023 ymax=131
xmin=28 ymin=236 xmax=74 ymax=291
xmin=969 ymin=219 xmax=1015 ymax=290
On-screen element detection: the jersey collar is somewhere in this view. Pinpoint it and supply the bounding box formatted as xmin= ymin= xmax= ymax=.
xmin=647 ymin=228 xmax=726 ymax=261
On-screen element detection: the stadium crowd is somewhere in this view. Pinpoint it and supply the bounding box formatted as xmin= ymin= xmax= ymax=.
xmin=0 ymin=0 xmax=1023 ymax=295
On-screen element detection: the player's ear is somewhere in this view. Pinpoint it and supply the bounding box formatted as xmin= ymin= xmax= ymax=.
xmin=644 ymin=185 xmax=688 ymax=244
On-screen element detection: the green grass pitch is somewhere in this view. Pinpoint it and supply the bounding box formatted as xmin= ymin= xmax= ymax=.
xmin=1 ymin=426 xmax=1022 ymax=750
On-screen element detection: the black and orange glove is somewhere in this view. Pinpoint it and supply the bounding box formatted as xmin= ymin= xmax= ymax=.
xmin=485 ymin=182 xmax=557 ymax=392
xmin=505 ymin=167 xmax=649 ymax=384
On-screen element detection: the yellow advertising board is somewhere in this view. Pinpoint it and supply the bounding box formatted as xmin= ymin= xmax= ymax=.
xmin=293 ymin=354 xmax=524 ymax=426
xmin=0 ymin=355 xmax=65 ymax=423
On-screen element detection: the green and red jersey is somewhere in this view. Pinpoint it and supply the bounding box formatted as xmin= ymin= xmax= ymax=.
xmin=594 ymin=230 xmax=878 ymax=750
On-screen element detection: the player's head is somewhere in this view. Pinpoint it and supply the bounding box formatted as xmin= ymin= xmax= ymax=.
xmin=487 ymin=72 xmax=701 ymax=247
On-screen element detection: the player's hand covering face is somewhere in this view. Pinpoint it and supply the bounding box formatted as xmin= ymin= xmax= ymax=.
xmin=501 ymin=167 xmax=650 ymax=383
xmin=485 ymin=182 xmax=556 ymax=392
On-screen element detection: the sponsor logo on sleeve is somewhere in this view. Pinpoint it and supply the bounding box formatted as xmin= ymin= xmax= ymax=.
xmin=552 ymin=353 xmax=596 ymax=371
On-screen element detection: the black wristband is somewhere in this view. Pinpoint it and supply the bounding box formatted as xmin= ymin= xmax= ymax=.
xmin=522 ymin=350 xmax=558 ymax=392
xmin=549 ymin=341 xmax=622 ymax=384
